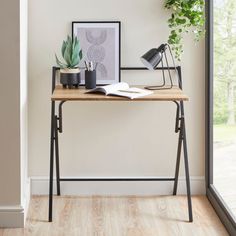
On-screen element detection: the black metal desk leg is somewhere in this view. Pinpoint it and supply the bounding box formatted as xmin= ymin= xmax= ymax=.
xmin=48 ymin=102 xmax=55 ymax=222
xmin=54 ymin=115 xmax=61 ymax=196
xmin=173 ymin=126 xmax=182 ymax=195
xmin=181 ymin=115 xmax=193 ymax=222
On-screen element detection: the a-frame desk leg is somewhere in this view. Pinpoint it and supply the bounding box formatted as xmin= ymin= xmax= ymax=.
xmin=55 ymin=114 xmax=61 ymax=196
xmin=49 ymin=67 xmax=61 ymax=222
xmin=181 ymin=103 xmax=193 ymax=222
xmin=173 ymin=100 xmax=193 ymax=222
xmin=48 ymin=101 xmax=55 ymax=222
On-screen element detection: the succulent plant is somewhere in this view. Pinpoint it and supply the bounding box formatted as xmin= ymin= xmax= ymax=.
xmin=55 ymin=35 xmax=83 ymax=69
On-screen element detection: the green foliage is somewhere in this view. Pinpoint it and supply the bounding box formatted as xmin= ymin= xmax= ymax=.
xmin=213 ymin=0 xmax=236 ymax=125
xmin=164 ymin=0 xmax=205 ymax=60
xmin=214 ymin=82 xmax=228 ymax=124
xmin=55 ymin=35 xmax=83 ymax=69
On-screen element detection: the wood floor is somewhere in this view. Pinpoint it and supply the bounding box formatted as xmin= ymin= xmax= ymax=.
xmin=0 ymin=195 xmax=228 ymax=236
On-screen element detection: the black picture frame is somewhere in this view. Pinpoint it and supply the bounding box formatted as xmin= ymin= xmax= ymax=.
xmin=72 ymin=21 xmax=121 ymax=85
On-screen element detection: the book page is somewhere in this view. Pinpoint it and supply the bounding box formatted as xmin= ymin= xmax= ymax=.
xmin=88 ymin=82 xmax=129 ymax=95
xmin=109 ymin=87 xmax=153 ymax=99
xmin=102 ymin=82 xmax=129 ymax=94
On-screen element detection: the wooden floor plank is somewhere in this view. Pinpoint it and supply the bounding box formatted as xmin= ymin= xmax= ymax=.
xmin=0 ymin=195 xmax=229 ymax=236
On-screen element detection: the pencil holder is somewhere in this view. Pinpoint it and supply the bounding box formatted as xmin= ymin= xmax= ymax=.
xmin=85 ymin=70 xmax=96 ymax=89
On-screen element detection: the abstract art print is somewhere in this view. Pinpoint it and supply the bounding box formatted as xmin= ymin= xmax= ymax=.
xmin=72 ymin=21 xmax=120 ymax=85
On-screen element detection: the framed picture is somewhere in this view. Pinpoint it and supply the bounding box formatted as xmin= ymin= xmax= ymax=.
xmin=72 ymin=21 xmax=121 ymax=85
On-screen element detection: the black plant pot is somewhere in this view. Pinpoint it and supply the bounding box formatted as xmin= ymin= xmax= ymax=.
xmin=60 ymin=68 xmax=81 ymax=89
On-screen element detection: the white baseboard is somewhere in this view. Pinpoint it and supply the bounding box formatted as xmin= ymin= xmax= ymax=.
xmin=0 ymin=205 xmax=24 ymax=228
xmin=22 ymin=178 xmax=31 ymax=224
xmin=0 ymin=178 xmax=31 ymax=228
xmin=31 ymin=176 xmax=205 ymax=195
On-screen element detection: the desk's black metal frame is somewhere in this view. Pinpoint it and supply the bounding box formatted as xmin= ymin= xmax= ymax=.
xmin=48 ymin=66 xmax=193 ymax=222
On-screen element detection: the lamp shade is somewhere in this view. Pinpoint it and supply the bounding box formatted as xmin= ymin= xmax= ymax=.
xmin=140 ymin=44 xmax=167 ymax=70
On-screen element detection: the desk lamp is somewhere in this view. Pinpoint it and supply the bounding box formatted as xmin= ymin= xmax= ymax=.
xmin=141 ymin=43 xmax=177 ymax=90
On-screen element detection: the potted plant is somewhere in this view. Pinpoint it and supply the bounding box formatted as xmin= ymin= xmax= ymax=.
xmin=164 ymin=0 xmax=205 ymax=60
xmin=55 ymin=35 xmax=83 ymax=88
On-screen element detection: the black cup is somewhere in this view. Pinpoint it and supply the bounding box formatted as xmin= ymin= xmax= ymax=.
xmin=85 ymin=70 xmax=96 ymax=89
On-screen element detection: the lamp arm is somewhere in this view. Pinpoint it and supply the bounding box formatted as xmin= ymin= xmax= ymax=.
xmin=144 ymin=58 xmax=166 ymax=90
xmin=163 ymin=50 xmax=173 ymax=88
xmin=161 ymin=57 xmax=166 ymax=86
xmin=167 ymin=44 xmax=181 ymax=88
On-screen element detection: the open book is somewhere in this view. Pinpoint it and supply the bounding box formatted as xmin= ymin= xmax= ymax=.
xmin=87 ymin=82 xmax=153 ymax=99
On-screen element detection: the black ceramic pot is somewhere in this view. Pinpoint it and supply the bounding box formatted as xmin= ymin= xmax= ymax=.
xmin=60 ymin=68 xmax=81 ymax=89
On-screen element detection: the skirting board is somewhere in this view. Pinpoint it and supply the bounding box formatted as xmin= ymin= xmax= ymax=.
xmin=0 ymin=205 xmax=24 ymax=228
xmin=22 ymin=178 xmax=31 ymax=224
xmin=0 ymin=178 xmax=31 ymax=228
xmin=31 ymin=176 xmax=205 ymax=195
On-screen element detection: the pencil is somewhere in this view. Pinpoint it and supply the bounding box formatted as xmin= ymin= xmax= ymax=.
xmin=118 ymin=90 xmax=141 ymax=94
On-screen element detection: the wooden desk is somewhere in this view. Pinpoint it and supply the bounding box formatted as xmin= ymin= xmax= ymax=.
xmin=48 ymin=67 xmax=193 ymax=223
xmin=51 ymin=85 xmax=189 ymax=101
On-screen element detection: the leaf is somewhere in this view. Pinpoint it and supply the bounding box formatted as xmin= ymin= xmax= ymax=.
xmin=176 ymin=18 xmax=186 ymax=24
xmin=71 ymin=37 xmax=82 ymax=65
xmin=64 ymin=39 xmax=72 ymax=66
xmin=74 ymin=37 xmax=78 ymax=50
xmin=61 ymin=41 xmax=67 ymax=58
xmin=71 ymin=49 xmax=79 ymax=63
xmin=70 ymin=55 xmax=80 ymax=68
xmin=55 ymin=54 xmax=67 ymax=68
xmin=71 ymin=52 xmax=79 ymax=65
xmin=67 ymin=35 xmax=72 ymax=45
xmin=73 ymin=41 xmax=80 ymax=57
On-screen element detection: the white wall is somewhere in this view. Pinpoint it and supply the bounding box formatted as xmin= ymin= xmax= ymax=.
xmin=28 ymin=0 xmax=205 ymax=194
xmin=0 ymin=0 xmax=28 ymax=228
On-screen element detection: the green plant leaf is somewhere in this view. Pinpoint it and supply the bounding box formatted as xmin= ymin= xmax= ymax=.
xmin=64 ymin=38 xmax=72 ymax=66
xmin=71 ymin=37 xmax=82 ymax=66
xmin=70 ymin=56 xmax=80 ymax=68
xmin=61 ymin=41 xmax=67 ymax=58
xmin=73 ymin=42 xmax=80 ymax=58
xmin=67 ymin=35 xmax=72 ymax=45
xmin=55 ymin=54 xmax=67 ymax=68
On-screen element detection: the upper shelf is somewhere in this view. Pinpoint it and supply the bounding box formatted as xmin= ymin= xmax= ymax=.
xmin=51 ymin=85 xmax=189 ymax=101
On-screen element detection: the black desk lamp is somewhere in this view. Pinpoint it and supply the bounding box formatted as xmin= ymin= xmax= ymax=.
xmin=141 ymin=43 xmax=177 ymax=90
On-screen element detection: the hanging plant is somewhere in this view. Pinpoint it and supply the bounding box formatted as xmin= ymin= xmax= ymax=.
xmin=164 ymin=0 xmax=205 ymax=60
